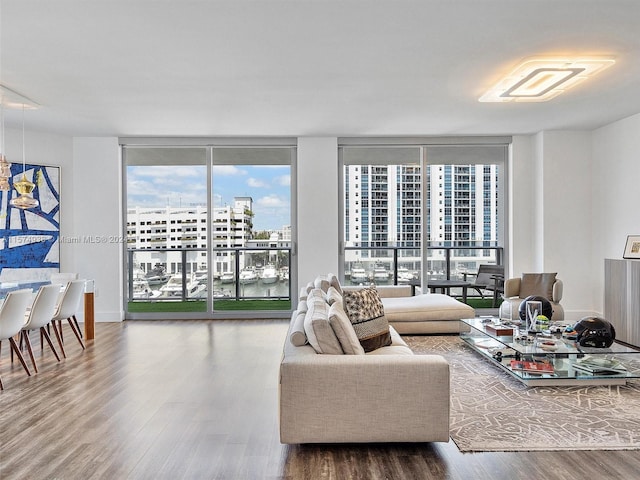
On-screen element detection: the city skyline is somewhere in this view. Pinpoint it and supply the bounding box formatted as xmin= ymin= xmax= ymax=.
xmin=127 ymin=165 xmax=291 ymax=231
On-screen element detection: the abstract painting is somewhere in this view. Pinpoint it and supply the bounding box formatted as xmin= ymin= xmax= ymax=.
xmin=0 ymin=163 xmax=60 ymax=284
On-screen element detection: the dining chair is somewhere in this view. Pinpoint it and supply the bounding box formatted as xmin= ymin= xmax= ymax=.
xmin=50 ymin=279 xmax=86 ymax=353
xmin=20 ymin=284 xmax=63 ymax=373
xmin=0 ymin=289 xmax=36 ymax=390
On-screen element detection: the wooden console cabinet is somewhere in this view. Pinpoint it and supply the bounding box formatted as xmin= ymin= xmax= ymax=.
xmin=604 ymin=258 xmax=640 ymax=347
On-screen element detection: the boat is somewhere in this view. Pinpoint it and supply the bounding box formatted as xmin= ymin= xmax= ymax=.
xmin=350 ymin=265 xmax=368 ymax=284
xmin=261 ymin=264 xmax=279 ymax=284
xmin=279 ymin=266 xmax=289 ymax=282
xmin=397 ymin=267 xmax=416 ymax=284
xmin=239 ymin=267 xmax=259 ymax=284
xmin=220 ymin=271 xmax=235 ymax=284
xmin=372 ymin=264 xmax=390 ymax=284
xmin=194 ymin=264 xmax=208 ymax=284
xmin=132 ymin=278 xmax=161 ymax=299
xmin=144 ymin=263 xmax=171 ymax=285
xmin=159 ymin=273 xmax=206 ymax=298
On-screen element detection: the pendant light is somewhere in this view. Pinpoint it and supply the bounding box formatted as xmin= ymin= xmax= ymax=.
xmin=9 ymin=105 xmax=39 ymax=209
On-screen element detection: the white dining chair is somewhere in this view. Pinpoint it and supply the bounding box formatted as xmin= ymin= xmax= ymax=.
xmin=50 ymin=280 xmax=86 ymax=353
xmin=20 ymin=284 xmax=63 ymax=373
xmin=0 ymin=289 xmax=36 ymax=390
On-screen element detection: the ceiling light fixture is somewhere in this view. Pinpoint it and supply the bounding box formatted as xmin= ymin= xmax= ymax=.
xmin=479 ymin=56 xmax=615 ymax=102
xmin=9 ymin=105 xmax=39 ymax=210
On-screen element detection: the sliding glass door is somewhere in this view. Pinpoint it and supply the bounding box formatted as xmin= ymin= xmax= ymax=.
xmin=339 ymin=140 xmax=508 ymax=298
xmin=123 ymin=142 xmax=295 ymax=319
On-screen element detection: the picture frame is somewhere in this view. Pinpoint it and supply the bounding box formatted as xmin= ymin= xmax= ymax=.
xmin=0 ymin=163 xmax=60 ymax=283
xmin=623 ymin=235 xmax=640 ymax=259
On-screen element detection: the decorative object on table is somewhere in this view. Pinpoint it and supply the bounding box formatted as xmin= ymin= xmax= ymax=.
xmin=623 ymin=234 xmax=640 ymax=259
xmin=484 ymin=322 xmax=514 ymax=336
xmin=573 ymin=316 xmax=616 ymax=348
xmin=518 ymin=294 xmax=554 ymax=319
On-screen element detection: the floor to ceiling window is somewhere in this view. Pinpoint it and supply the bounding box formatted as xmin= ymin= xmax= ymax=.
xmin=122 ymin=140 xmax=295 ymax=319
xmin=339 ymin=139 xmax=509 ymax=297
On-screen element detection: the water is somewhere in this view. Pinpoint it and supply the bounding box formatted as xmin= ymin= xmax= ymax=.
xmin=135 ymin=278 xmax=291 ymax=301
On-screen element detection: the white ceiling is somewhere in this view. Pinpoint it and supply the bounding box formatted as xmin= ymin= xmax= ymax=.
xmin=2 ymin=0 xmax=640 ymax=137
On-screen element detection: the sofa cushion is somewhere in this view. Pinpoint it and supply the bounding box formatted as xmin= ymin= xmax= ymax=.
xmin=326 ymin=286 xmax=343 ymax=306
xmin=328 ymin=303 xmax=365 ymax=355
xmin=327 ymin=273 xmax=343 ymax=295
xmin=381 ymin=293 xmax=474 ymax=322
xmin=304 ymin=289 xmax=343 ymax=354
xmin=342 ymin=287 xmax=392 ymax=352
xmin=314 ymin=275 xmax=331 ymax=293
xmin=520 ymin=273 xmax=557 ymax=299
xmin=289 ymin=310 xmax=308 ymax=347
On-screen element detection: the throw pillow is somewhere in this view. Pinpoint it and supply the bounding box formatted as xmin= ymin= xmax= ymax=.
xmin=289 ymin=310 xmax=308 ymax=347
xmin=304 ymin=289 xmax=344 ymax=354
xmin=520 ymin=273 xmax=557 ymax=300
xmin=342 ymin=287 xmax=392 ymax=352
xmin=328 ymin=303 xmax=365 ymax=355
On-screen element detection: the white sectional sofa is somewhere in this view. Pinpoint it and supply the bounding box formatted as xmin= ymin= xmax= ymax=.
xmin=278 ymin=274 xmax=467 ymax=444
xmin=349 ymin=284 xmax=475 ymax=334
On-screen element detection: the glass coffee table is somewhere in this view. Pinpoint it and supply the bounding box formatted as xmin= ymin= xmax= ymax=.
xmin=460 ymin=317 xmax=640 ymax=386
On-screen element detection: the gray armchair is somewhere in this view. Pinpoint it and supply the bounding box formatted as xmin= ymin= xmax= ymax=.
xmin=462 ymin=264 xmax=504 ymax=307
xmin=499 ymin=272 xmax=564 ymax=321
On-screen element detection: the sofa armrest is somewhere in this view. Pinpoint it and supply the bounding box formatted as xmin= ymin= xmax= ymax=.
xmin=279 ymin=354 xmax=450 ymax=444
xmin=552 ymin=279 xmax=563 ymax=302
xmin=504 ymin=277 xmax=521 ymax=298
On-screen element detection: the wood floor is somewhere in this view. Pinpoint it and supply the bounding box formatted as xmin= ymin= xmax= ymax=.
xmin=1 ymin=320 xmax=638 ymax=480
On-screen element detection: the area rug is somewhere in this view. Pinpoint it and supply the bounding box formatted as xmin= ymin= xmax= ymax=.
xmin=404 ymin=335 xmax=640 ymax=452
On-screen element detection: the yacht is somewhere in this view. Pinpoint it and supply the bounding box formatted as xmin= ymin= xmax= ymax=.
xmin=261 ymin=264 xmax=279 ymax=284
xmin=239 ymin=267 xmax=259 ymax=284
xmin=159 ymin=274 xmax=206 ymax=298
xmin=132 ymin=278 xmax=161 ymax=299
xmin=144 ymin=264 xmax=171 ymax=285
xmin=372 ymin=264 xmax=390 ymax=284
xmin=279 ymin=266 xmax=289 ymax=282
xmin=350 ymin=265 xmax=368 ymax=284
xmin=220 ymin=271 xmax=235 ymax=284
xmin=194 ymin=264 xmax=208 ymax=284
xmin=396 ymin=267 xmax=415 ymax=284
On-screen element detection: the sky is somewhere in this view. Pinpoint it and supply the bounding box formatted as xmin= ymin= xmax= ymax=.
xmin=127 ymin=165 xmax=290 ymax=231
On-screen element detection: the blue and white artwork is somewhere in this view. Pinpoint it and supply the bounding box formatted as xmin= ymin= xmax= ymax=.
xmin=0 ymin=163 xmax=60 ymax=284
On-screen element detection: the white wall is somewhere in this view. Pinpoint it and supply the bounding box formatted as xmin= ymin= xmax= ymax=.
xmin=70 ymin=138 xmax=123 ymax=321
xmin=592 ymin=112 xmax=640 ymax=314
xmin=513 ymin=131 xmax=595 ymax=320
xmin=296 ymin=137 xmax=340 ymax=288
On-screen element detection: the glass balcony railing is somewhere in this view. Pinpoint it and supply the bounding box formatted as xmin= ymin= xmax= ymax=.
xmin=344 ymin=245 xmax=503 ymax=290
xmin=126 ymin=247 xmax=291 ymax=313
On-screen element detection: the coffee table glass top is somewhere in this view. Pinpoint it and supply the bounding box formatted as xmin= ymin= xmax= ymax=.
xmin=460 ymin=317 xmax=640 ymax=386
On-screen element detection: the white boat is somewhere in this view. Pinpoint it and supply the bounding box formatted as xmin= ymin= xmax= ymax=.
xmin=220 ymin=271 xmax=235 ymax=283
xmin=132 ymin=278 xmax=161 ymax=299
xmin=159 ymin=274 xmax=207 ymax=298
xmin=279 ymin=267 xmax=289 ymax=282
xmin=397 ymin=267 xmax=416 ymax=284
xmin=261 ymin=264 xmax=279 ymax=284
xmin=239 ymin=267 xmax=258 ymax=284
xmin=194 ymin=265 xmax=208 ymax=284
xmin=350 ymin=265 xmax=368 ymax=284
xmin=145 ymin=264 xmax=171 ymax=285
xmin=373 ymin=264 xmax=390 ymax=283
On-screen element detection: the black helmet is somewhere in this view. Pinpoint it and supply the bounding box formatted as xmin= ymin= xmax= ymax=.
xmin=573 ymin=317 xmax=616 ymax=348
xmin=518 ymin=295 xmax=553 ymax=321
